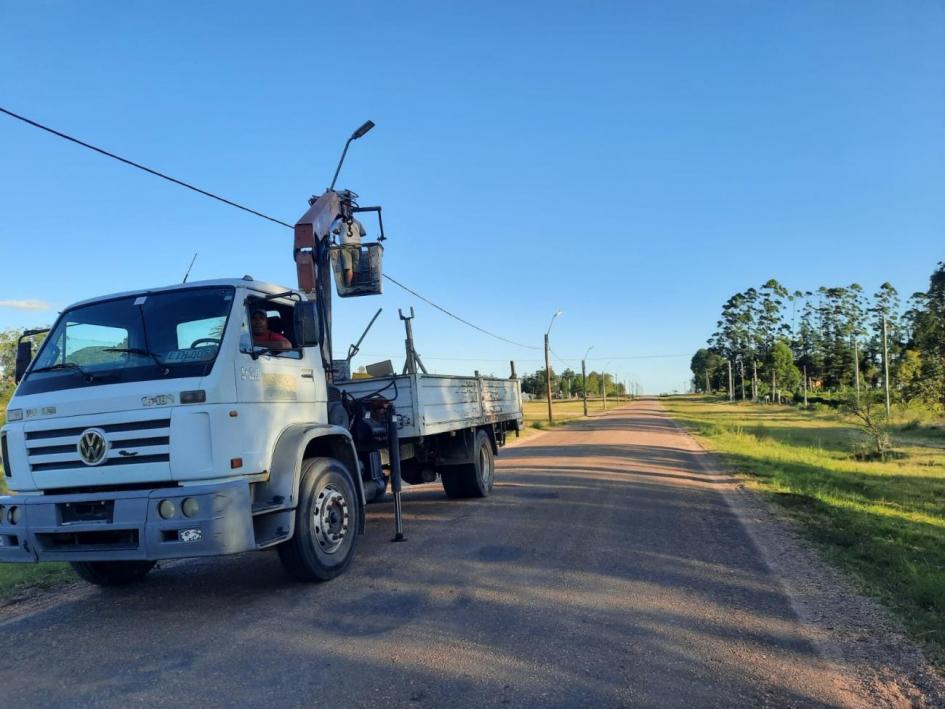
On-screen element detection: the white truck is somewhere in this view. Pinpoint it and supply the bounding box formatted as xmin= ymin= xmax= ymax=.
xmin=0 ymin=138 xmax=523 ymax=586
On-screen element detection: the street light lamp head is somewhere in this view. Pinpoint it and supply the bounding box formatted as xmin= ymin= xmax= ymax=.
xmin=330 ymin=120 xmax=376 ymax=190
xmin=351 ymin=120 xmax=375 ymax=140
xmin=546 ymin=310 xmax=563 ymax=336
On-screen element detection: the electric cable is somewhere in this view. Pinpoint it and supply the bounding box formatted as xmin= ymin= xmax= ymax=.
xmin=381 ymin=274 xmax=540 ymax=350
xmin=0 ymin=106 xmax=294 ymax=229
xmin=1 ymin=105 xmax=540 ymax=351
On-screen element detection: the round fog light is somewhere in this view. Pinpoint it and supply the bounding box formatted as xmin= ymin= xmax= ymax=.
xmin=182 ymin=498 xmax=199 ymax=518
xmin=158 ymin=499 xmax=176 ymax=519
xmin=8 ymin=506 xmax=20 ymax=525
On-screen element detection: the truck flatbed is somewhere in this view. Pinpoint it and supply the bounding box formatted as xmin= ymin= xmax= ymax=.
xmin=337 ymin=373 xmax=523 ymax=439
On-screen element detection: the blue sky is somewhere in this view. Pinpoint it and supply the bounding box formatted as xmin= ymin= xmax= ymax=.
xmin=1 ymin=1 xmax=943 ymax=392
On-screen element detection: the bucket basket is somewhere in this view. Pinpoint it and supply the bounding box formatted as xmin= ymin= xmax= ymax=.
xmin=329 ymin=242 xmax=384 ymax=297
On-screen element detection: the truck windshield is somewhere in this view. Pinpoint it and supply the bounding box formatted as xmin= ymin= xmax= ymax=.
xmin=18 ymin=286 xmax=235 ymax=395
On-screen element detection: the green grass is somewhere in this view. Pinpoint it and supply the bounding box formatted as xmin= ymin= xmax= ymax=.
xmin=0 ymin=563 xmax=74 ymax=601
xmin=664 ymin=395 xmax=945 ymax=663
xmin=519 ymin=397 xmax=628 ymax=439
xmin=0 ymin=473 xmax=76 ymax=601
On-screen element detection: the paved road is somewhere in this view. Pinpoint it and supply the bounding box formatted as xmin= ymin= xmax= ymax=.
xmin=0 ymin=399 xmax=863 ymax=707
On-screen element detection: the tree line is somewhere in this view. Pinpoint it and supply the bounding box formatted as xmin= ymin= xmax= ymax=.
xmin=519 ymin=368 xmax=625 ymax=399
xmin=691 ymin=260 xmax=945 ymax=411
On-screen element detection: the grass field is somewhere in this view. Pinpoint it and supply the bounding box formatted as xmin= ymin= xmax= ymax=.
xmin=518 ymin=397 xmax=628 ymax=440
xmin=664 ymin=395 xmax=945 ymax=663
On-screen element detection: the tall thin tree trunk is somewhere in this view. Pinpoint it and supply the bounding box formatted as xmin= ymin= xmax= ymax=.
xmin=853 ymin=337 xmax=860 ymax=402
xmin=740 ymin=361 xmax=746 ymax=400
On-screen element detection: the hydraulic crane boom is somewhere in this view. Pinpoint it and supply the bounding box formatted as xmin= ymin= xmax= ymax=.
xmin=293 ymin=188 xmax=385 ymax=379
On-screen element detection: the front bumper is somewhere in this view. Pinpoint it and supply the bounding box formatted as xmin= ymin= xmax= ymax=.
xmin=0 ymin=480 xmax=255 ymax=563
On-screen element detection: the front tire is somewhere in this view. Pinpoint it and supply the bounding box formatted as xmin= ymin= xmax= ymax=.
xmin=440 ymin=429 xmax=495 ymax=499
xmin=70 ymin=560 xmax=155 ymax=587
xmin=278 ymin=457 xmax=360 ymax=582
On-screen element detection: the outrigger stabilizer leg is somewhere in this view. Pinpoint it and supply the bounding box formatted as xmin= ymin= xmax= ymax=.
xmin=387 ymin=405 xmax=407 ymax=542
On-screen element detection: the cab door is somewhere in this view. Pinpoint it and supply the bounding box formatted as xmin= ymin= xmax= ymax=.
xmin=233 ymin=300 xmax=325 ymax=472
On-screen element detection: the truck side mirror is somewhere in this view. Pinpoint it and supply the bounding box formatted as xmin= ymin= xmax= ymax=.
xmin=293 ymin=301 xmax=320 ymax=347
xmin=14 ymin=341 xmax=33 ymax=384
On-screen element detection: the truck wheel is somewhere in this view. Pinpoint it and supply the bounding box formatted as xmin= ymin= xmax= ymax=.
xmin=441 ymin=429 xmax=495 ymax=499
xmin=278 ymin=457 xmax=360 ymax=582
xmin=70 ymin=561 xmax=156 ymax=587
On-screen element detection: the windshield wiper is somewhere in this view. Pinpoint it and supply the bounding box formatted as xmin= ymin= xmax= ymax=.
xmin=103 ymin=348 xmax=170 ymax=376
xmin=30 ymin=362 xmax=95 ymax=381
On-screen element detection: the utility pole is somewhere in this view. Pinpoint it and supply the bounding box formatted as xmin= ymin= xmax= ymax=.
xmin=582 ymin=359 xmax=588 ymax=416
xmin=544 ymin=311 xmax=562 ymax=425
xmin=803 ymin=365 xmax=808 ymax=406
xmin=705 ymin=370 xmax=710 ymax=396
xmin=544 ymin=332 xmax=553 ymax=424
xmin=601 ymin=373 xmax=606 ymax=410
xmin=727 ymin=360 xmax=734 ymax=401
xmin=883 ymin=315 xmax=892 ymax=419
xmin=752 ymin=360 xmax=758 ymax=401
xmin=740 ymin=361 xmax=746 ymax=400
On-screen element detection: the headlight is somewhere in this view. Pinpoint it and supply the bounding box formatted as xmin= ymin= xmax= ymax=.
xmin=182 ymin=498 xmax=200 ymax=518
xmin=6 ymin=409 xmax=23 ymax=422
xmin=158 ymin=500 xmax=176 ymax=519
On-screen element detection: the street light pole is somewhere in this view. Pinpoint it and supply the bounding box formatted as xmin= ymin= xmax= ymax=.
xmin=582 ymin=345 xmax=593 ymax=417
xmin=545 ymin=311 xmax=562 ymax=424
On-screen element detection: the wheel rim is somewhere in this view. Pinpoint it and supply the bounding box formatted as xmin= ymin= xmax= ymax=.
xmin=479 ymin=445 xmax=493 ymax=488
xmin=313 ymin=483 xmax=350 ymax=555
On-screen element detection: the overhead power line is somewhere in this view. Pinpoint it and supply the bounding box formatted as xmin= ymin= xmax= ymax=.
xmin=1 ymin=105 xmax=540 ymax=351
xmin=381 ymin=274 xmax=540 ymax=350
xmin=0 ymin=106 xmax=294 ymax=229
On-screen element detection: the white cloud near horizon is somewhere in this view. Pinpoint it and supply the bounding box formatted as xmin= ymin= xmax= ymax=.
xmin=0 ymin=299 xmax=52 ymax=311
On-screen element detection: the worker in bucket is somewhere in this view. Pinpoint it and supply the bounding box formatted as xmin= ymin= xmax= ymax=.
xmin=332 ymin=215 xmax=367 ymax=287
xmin=250 ymin=309 xmax=290 ymax=350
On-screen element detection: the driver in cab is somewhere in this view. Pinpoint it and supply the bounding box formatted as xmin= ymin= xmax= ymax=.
xmin=251 ymin=309 xmax=290 ymax=350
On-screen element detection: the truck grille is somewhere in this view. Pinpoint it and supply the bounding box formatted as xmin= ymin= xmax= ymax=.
xmin=25 ymin=418 xmax=171 ymax=473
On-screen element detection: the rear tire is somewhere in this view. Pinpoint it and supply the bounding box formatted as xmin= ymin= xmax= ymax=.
xmin=440 ymin=429 xmax=495 ymax=499
xmin=278 ymin=457 xmax=360 ymax=582
xmin=70 ymin=560 xmax=155 ymax=587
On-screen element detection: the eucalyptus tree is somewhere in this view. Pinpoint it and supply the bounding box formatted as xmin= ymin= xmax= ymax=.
xmin=711 ymin=291 xmax=754 ymax=399
xmin=908 ymin=262 xmax=945 ymax=410
xmin=796 ymin=295 xmax=822 ymax=385
xmin=865 ymin=282 xmax=901 ymax=386
xmin=840 ymin=283 xmax=867 ymax=396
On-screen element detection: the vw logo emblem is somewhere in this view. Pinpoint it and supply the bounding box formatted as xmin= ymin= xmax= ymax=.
xmin=78 ymin=428 xmax=108 ymax=466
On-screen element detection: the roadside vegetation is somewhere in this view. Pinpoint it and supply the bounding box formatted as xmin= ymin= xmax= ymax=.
xmin=519 ymin=397 xmax=630 ymax=439
xmin=691 ymin=261 xmax=945 ymax=416
xmin=666 ymin=395 xmax=945 ymax=664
